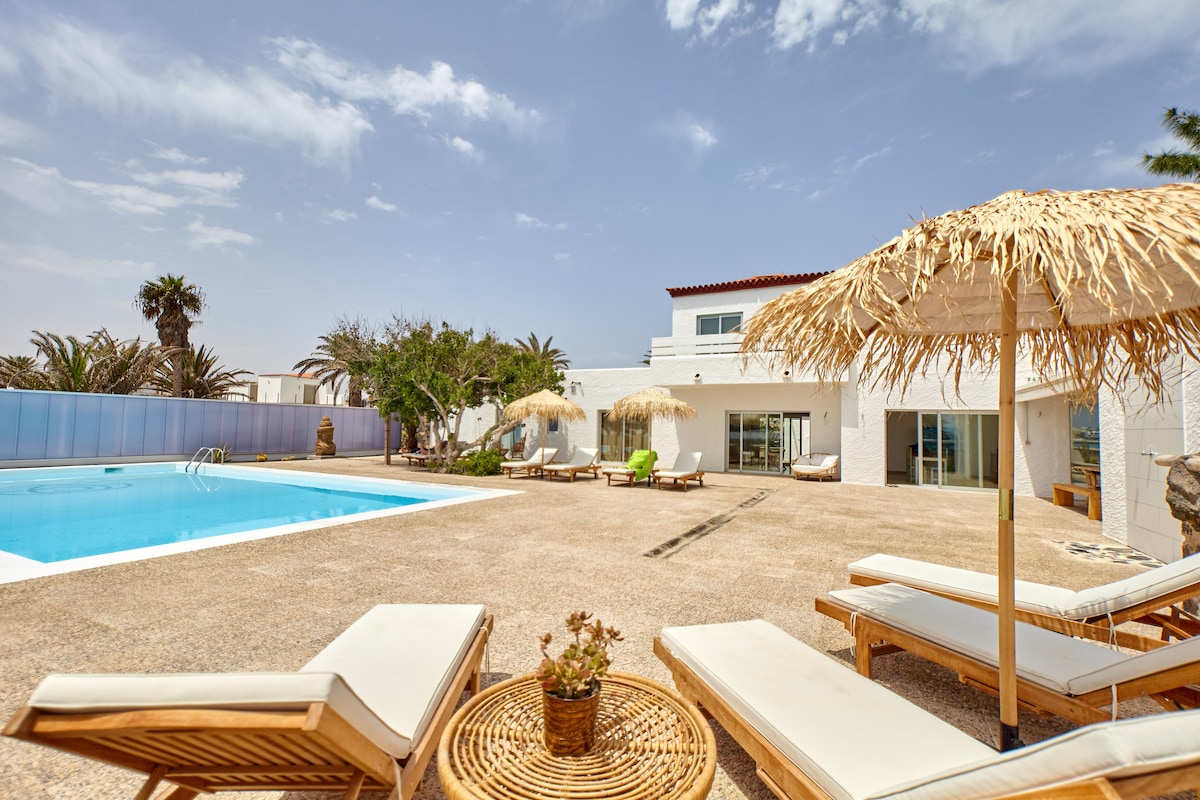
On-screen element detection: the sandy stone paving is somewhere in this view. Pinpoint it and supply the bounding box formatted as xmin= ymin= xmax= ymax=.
xmin=0 ymin=457 xmax=1166 ymax=799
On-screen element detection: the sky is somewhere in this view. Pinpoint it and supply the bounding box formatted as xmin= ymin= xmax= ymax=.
xmin=1 ymin=1 xmax=1199 ymax=376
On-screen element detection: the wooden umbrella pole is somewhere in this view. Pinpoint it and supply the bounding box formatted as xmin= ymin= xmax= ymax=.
xmin=998 ymin=268 xmax=1021 ymax=751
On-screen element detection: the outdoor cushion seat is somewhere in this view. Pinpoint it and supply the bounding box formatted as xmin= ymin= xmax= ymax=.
xmin=601 ymin=449 xmax=657 ymax=486
xmin=816 ymin=584 xmax=1200 ymax=724
xmin=5 ymin=604 xmax=493 ymax=800
xmin=848 ymin=552 xmax=1200 ymax=648
xmin=655 ymin=618 xmax=1200 ymax=800
xmin=652 ymin=451 xmax=705 ymax=491
xmin=792 ymin=453 xmax=839 ymax=481
xmin=500 ymin=447 xmax=558 ymax=478
xmin=541 ymin=447 xmax=601 ymax=482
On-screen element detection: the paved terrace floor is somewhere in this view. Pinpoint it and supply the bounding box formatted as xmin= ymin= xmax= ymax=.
xmin=0 ymin=457 xmax=1167 ymax=799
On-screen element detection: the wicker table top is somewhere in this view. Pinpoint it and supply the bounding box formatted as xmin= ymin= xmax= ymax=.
xmin=437 ymin=671 xmax=716 ymax=800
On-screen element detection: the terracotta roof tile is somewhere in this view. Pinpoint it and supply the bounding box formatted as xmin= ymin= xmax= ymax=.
xmin=665 ymin=272 xmax=830 ymax=298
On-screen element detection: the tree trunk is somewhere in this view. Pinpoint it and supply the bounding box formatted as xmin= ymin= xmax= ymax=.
xmin=384 ymin=416 xmax=392 ymax=465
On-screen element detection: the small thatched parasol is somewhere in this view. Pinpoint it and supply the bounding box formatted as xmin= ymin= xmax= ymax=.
xmin=503 ymin=389 xmax=587 ymax=469
xmin=609 ymin=388 xmax=697 ymax=423
xmin=741 ymin=183 xmax=1200 ymax=750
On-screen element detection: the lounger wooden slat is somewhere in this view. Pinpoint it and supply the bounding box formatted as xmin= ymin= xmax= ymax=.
xmin=817 ymin=586 xmax=1200 ymax=726
xmin=4 ymin=606 xmax=493 ymax=800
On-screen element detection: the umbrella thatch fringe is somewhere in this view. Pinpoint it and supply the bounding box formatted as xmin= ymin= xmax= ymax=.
xmin=741 ymin=184 xmax=1200 ymax=403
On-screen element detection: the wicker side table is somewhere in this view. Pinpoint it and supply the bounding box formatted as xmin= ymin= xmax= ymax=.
xmin=438 ymin=671 xmax=716 ymax=800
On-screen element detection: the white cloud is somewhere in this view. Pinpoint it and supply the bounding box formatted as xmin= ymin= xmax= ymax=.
xmin=688 ymin=123 xmax=718 ymax=150
xmin=737 ymin=164 xmax=783 ymax=188
xmin=0 ymin=241 xmax=155 ymax=281
xmin=773 ymin=0 xmax=884 ymax=51
xmin=150 ymin=146 xmax=209 ymax=165
xmin=516 ymin=212 xmax=549 ymax=229
xmin=185 ymin=216 xmax=255 ymax=249
xmin=273 ymin=38 xmax=542 ymax=137
xmin=445 ymin=134 xmax=483 ymax=161
xmin=2 ymin=157 xmax=242 ymax=214
xmin=553 ymin=252 xmax=570 ymax=263
xmin=898 ymin=0 xmax=1200 ymax=75
xmin=322 ymin=208 xmax=357 ymax=224
xmin=365 ymin=195 xmax=398 ymax=212
xmin=0 ymin=113 xmax=39 ymax=147
xmin=18 ymin=19 xmax=373 ymax=166
xmin=666 ymin=0 xmax=1200 ymax=77
xmin=852 ymin=145 xmax=892 ymax=170
xmin=666 ymin=0 xmax=703 ymax=29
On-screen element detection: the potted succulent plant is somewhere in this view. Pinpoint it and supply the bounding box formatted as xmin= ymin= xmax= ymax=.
xmin=534 ymin=610 xmax=622 ymax=756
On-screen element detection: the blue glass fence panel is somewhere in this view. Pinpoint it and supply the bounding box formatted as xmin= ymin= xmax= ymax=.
xmin=0 ymin=389 xmax=397 ymax=463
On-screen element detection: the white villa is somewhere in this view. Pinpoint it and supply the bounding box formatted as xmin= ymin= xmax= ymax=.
xmin=539 ymin=273 xmax=1198 ymax=564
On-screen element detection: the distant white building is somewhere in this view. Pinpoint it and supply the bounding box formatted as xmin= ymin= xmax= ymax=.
xmin=254 ymin=373 xmax=339 ymax=405
xmin=551 ymin=273 xmax=1193 ymax=563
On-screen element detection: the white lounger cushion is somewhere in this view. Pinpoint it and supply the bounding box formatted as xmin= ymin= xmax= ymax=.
xmin=501 ymin=447 xmax=557 ymax=468
xmin=29 ymin=603 xmax=487 ymax=760
xmin=829 ymin=584 xmax=1200 ymax=696
xmin=544 ymin=448 xmax=598 ymax=470
xmin=849 ymin=552 xmax=1200 ymax=619
xmin=661 ymin=620 xmax=994 ymax=800
xmin=874 ymin=710 xmax=1200 ymax=800
xmin=656 ymin=452 xmax=702 ymax=478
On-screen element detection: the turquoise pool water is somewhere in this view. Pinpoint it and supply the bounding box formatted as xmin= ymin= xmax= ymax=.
xmin=0 ymin=463 xmax=508 ymax=581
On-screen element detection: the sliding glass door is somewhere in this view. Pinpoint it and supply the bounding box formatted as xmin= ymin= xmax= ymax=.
xmin=911 ymin=411 xmax=999 ymax=489
xmin=727 ymin=412 xmax=809 ymax=474
xmin=599 ymin=411 xmax=649 ymax=464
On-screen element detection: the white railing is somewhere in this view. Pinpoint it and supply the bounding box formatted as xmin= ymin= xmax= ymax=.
xmin=649 ymin=334 xmax=743 ymax=358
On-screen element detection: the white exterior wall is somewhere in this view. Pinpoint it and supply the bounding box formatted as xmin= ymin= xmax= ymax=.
xmin=669 ymin=286 xmax=785 ymax=337
xmin=558 ymin=368 xmax=659 ymax=463
xmin=1108 ymin=358 xmax=1186 ymax=562
xmin=255 ymin=375 xmax=337 ymax=405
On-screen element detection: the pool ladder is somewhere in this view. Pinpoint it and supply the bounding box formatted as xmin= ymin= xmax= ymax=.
xmin=186 ymin=447 xmax=221 ymax=473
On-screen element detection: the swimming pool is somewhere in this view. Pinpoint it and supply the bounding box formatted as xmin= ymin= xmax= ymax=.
xmin=0 ymin=463 xmax=514 ymax=583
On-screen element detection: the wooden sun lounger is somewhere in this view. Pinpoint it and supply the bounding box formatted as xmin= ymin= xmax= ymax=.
xmin=652 ymin=452 xmax=705 ymax=492
xmin=817 ymin=584 xmax=1200 ymax=726
xmin=848 ymin=552 xmax=1200 ymax=650
xmin=656 ymin=618 xmax=1200 ymax=800
xmin=541 ymin=448 xmax=602 ymax=482
xmin=4 ymin=605 xmax=494 ymax=800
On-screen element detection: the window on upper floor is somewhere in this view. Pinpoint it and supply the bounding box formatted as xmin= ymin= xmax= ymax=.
xmin=696 ymin=312 xmax=743 ymax=335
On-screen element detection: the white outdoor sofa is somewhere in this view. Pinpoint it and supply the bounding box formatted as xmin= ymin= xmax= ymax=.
xmin=792 ymin=453 xmax=839 ymax=481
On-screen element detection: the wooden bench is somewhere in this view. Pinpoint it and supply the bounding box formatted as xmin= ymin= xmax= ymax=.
xmin=1053 ymin=482 xmax=1102 ymax=521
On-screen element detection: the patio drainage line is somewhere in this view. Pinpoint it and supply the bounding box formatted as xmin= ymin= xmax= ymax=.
xmin=644 ymin=489 xmax=775 ymax=560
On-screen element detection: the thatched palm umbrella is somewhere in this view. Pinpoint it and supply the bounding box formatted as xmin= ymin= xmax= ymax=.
xmin=503 ymin=389 xmax=587 ymax=469
xmin=609 ymin=387 xmax=697 ymax=462
xmin=741 ymin=183 xmax=1200 ymax=750
xmin=610 ymin=387 xmax=697 ymax=423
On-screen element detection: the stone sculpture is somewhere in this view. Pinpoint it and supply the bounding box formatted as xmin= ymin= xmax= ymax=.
xmin=1164 ymin=453 xmax=1200 ymax=612
xmin=315 ymin=415 xmax=336 ymax=456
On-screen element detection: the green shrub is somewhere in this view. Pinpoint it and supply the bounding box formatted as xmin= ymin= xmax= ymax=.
xmin=449 ymin=449 xmax=503 ymax=476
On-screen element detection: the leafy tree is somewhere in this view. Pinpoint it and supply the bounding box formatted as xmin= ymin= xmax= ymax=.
xmin=134 ymin=274 xmax=205 ymax=398
xmin=370 ymin=319 xmax=502 ymax=469
xmin=0 ymin=354 xmax=43 ymax=389
xmin=152 ymin=344 xmax=252 ymax=399
xmin=1142 ymin=107 xmax=1200 ymax=181
xmin=516 ymin=332 xmax=571 ymax=370
xmin=294 ymin=316 xmax=377 ymax=407
xmin=481 ymin=345 xmax=565 ymax=449
xmin=29 ymin=330 xmax=168 ymax=394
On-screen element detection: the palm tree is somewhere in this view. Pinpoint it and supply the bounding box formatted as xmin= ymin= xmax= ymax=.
xmin=30 ymin=330 xmax=168 ymax=393
xmin=294 ymin=317 xmax=377 ymax=407
xmin=516 ymin=332 xmax=570 ymax=370
xmin=1142 ymin=107 xmax=1200 ymax=181
xmin=134 ymin=274 xmax=205 ymax=398
xmin=0 ymin=354 xmax=44 ymax=389
xmin=152 ymin=344 xmax=252 ymax=399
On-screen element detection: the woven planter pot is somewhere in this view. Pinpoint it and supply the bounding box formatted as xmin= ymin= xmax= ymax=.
xmin=542 ymin=683 xmax=600 ymax=756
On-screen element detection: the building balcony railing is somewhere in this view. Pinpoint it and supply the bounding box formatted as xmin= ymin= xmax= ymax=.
xmin=649 ymin=333 xmax=744 ymax=358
